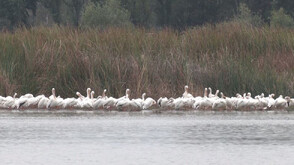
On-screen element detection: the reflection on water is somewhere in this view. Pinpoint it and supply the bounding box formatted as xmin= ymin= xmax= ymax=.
xmin=0 ymin=110 xmax=294 ymax=165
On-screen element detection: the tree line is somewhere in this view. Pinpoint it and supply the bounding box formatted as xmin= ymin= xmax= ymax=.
xmin=1 ymin=0 xmax=294 ymax=30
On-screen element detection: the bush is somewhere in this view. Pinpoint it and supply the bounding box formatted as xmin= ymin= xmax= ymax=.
xmin=271 ymin=8 xmax=294 ymax=28
xmin=233 ymin=3 xmax=264 ymax=27
xmin=81 ymin=0 xmax=132 ymax=28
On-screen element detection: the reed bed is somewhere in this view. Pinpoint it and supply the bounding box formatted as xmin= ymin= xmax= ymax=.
xmin=0 ymin=22 xmax=293 ymax=99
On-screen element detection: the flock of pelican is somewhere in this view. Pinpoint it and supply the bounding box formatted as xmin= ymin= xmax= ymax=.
xmin=0 ymin=86 xmax=293 ymax=111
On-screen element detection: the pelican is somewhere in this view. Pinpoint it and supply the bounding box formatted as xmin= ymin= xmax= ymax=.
xmin=157 ymin=97 xmax=171 ymax=109
xmin=212 ymin=92 xmax=227 ymax=110
xmin=142 ymin=94 xmax=156 ymax=110
xmin=20 ymin=93 xmax=34 ymax=99
xmin=132 ymin=93 xmax=146 ymax=108
xmin=86 ymin=88 xmax=91 ymax=98
xmin=116 ymin=89 xmax=131 ymax=110
xmin=8 ymin=93 xmax=27 ymax=109
xmin=266 ymin=94 xmax=276 ymax=109
xmin=38 ymin=96 xmax=49 ymax=109
xmin=20 ymin=94 xmax=45 ymax=109
xmin=93 ymin=89 xmax=109 ymax=110
xmin=208 ymin=87 xmax=214 ymax=98
xmin=77 ymin=88 xmax=93 ymax=109
xmin=103 ymin=97 xmax=118 ymax=110
xmin=110 ymin=89 xmax=130 ymax=110
xmin=236 ymin=93 xmax=249 ymax=110
xmin=116 ymin=89 xmax=140 ymax=111
xmin=285 ymin=96 xmax=294 ymax=109
xmin=46 ymin=88 xmax=63 ymax=109
xmin=204 ymin=88 xmax=208 ymax=97
xmin=246 ymin=92 xmax=258 ymax=110
xmin=3 ymin=93 xmax=18 ymax=109
xmin=62 ymin=97 xmax=78 ymax=109
xmin=182 ymin=85 xmax=193 ymax=98
xmin=208 ymin=87 xmax=219 ymax=98
xmin=96 ymin=89 xmax=108 ymax=99
xmin=143 ymin=97 xmax=156 ymax=110
xmin=273 ymin=95 xmax=288 ymax=110
xmin=193 ymin=88 xmax=213 ymax=110
xmin=169 ymin=97 xmax=188 ymax=110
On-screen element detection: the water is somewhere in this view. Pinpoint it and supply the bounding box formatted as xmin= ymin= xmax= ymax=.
xmin=0 ymin=110 xmax=294 ymax=165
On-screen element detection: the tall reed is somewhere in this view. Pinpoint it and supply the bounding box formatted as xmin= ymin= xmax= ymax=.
xmin=0 ymin=22 xmax=293 ymax=99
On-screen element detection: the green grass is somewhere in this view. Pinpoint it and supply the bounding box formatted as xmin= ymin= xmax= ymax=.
xmin=0 ymin=22 xmax=293 ymax=98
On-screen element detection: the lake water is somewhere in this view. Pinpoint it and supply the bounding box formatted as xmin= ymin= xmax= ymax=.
xmin=0 ymin=110 xmax=294 ymax=165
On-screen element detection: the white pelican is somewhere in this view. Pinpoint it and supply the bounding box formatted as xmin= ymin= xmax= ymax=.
xmin=204 ymin=88 xmax=208 ymax=97
xmin=285 ymin=96 xmax=294 ymax=109
xmin=208 ymin=87 xmax=214 ymax=98
xmin=246 ymin=92 xmax=258 ymax=110
xmin=142 ymin=94 xmax=156 ymax=110
xmin=266 ymin=94 xmax=276 ymax=109
xmin=273 ymin=95 xmax=288 ymax=109
xmin=193 ymin=88 xmax=213 ymax=110
xmin=116 ymin=89 xmax=140 ymax=111
xmin=3 ymin=93 xmax=18 ymax=109
xmin=20 ymin=93 xmax=34 ymax=99
xmin=38 ymin=96 xmax=49 ymax=109
xmin=236 ymin=93 xmax=249 ymax=110
xmin=93 ymin=89 xmax=108 ymax=109
xmin=132 ymin=93 xmax=146 ymax=108
xmin=46 ymin=88 xmax=63 ymax=109
xmin=212 ymin=92 xmax=227 ymax=110
xmin=86 ymin=88 xmax=91 ymax=98
xmin=169 ymin=97 xmax=188 ymax=110
xmin=182 ymin=85 xmax=193 ymax=98
xmin=62 ymin=97 xmax=78 ymax=109
xmin=20 ymin=94 xmax=45 ymax=109
xmin=143 ymin=98 xmax=156 ymax=110
xmin=77 ymin=88 xmax=93 ymax=109
xmin=103 ymin=97 xmax=118 ymax=110
xmin=208 ymin=88 xmax=219 ymax=99
xmin=157 ymin=97 xmax=171 ymax=109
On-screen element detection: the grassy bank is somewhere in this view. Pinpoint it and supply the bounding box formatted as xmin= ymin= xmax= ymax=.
xmin=0 ymin=22 xmax=293 ymax=98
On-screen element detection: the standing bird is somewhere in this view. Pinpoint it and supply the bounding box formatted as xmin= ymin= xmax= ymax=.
xmin=182 ymin=85 xmax=193 ymax=98
xmin=93 ymin=89 xmax=109 ymax=109
xmin=46 ymin=88 xmax=63 ymax=109
xmin=212 ymin=92 xmax=227 ymax=110
xmin=285 ymin=96 xmax=294 ymax=109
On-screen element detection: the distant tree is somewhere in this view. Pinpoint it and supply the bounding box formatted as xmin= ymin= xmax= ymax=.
xmin=271 ymin=8 xmax=294 ymax=28
xmin=42 ymin=0 xmax=62 ymax=25
xmin=81 ymin=0 xmax=132 ymax=28
xmin=121 ymin=0 xmax=157 ymax=27
xmin=155 ymin=0 xmax=172 ymax=26
xmin=0 ymin=0 xmax=38 ymax=29
xmin=240 ymin=0 xmax=272 ymax=23
xmin=154 ymin=0 xmax=237 ymax=28
xmin=273 ymin=0 xmax=294 ymax=18
xmin=63 ymin=0 xmax=86 ymax=27
xmin=233 ymin=3 xmax=264 ymax=26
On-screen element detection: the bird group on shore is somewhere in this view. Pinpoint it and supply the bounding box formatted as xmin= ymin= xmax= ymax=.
xmin=0 ymin=86 xmax=293 ymax=111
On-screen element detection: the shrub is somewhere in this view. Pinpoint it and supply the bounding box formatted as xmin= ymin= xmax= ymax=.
xmin=271 ymin=8 xmax=294 ymax=28
xmin=233 ymin=3 xmax=264 ymax=27
xmin=81 ymin=0 xmax=132 ymax=28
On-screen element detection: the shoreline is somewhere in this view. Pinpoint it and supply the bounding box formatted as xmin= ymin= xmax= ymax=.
xmin=0 ymin=109 xmax=292 ymax=114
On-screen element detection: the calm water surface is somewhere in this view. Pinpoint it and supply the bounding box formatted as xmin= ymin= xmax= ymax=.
xmin=0 ymin=110 xmax=294 ymax=165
